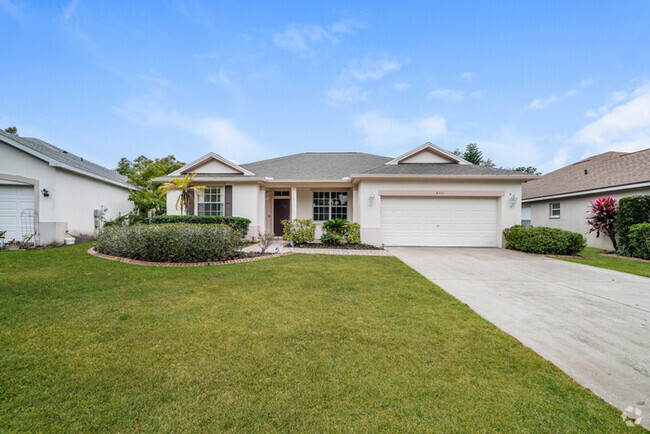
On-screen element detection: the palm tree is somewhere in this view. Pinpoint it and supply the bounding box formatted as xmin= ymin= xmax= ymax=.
xmin=158 ymin=173 xmax=206 ymax=215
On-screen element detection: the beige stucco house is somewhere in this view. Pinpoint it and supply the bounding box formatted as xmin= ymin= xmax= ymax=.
xmin=0 ymin=130 xmax=133 ymax=245
xmin=154 ymin=143 xmax=535 ymax=247
xmin=522 ymin=148 xmax=650 ymax=250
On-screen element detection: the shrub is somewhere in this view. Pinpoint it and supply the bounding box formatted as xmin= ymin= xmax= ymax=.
xmin=95 ymin=223 xmax=241 ymax=262
xmin=504 ymin=225 xmax=586 ymax=256
xmin=586 ymin=197 xmax=618 ymax=251
xmin=617 ymin=196 xmax=650 ymax=255
xmin=281 ymin=219 xmax=316 ymax=244
xmin=321 ymin=219 xmax=361 ymax=245
xmin=103 ymin=212 xmax=146 ymax=228
xmin=626 ymin=223 xmax=650 ymax=260
xmin=150 ymin=215 xmax=251 ymax=237
xmin=257 ymin=231 xmax=275 ymax=254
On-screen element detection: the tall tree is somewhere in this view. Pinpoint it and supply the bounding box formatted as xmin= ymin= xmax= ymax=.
xmin=158 ymin=173 xmax=206 ymax=215
xmin=3 ymin=126 xmax=17 ymax=134
xmin=453 ymin=143 xmax=538 ymax=173
xmin=512 ymin=166 xmax=542 ymax=175
xmin=116 ymin=155 xmax=185 ymax=216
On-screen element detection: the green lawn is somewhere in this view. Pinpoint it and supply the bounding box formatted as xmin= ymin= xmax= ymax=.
xmin=0 ymin=245 xmax=632 ymax=431
xmin=556 ymin=247 xmax=650 ymax=278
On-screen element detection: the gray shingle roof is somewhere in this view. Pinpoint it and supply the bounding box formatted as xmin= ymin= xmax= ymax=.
xmin=0 ymin=130 xmax=130 ymax=188
xmin=522 ymin=149 xmax=650 ymax=200
xmin=358 ymin=163 xmax=525 ymax=176
xmin=241 ymin=152 xmax=392 ymax=180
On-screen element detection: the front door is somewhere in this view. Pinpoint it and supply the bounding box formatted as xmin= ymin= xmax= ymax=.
xmin=273 ymin=199 xmax=290 ymax=236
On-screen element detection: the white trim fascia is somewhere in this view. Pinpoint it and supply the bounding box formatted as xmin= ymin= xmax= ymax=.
xmin=1 ymin=136 xmax=131 ymax=190
xmin=522 ymin=181 xmax=650 ymax=203
xmin=386 ymin=142 xmax=472 ymax=165
xmin=170 ymin=152 xmax=255 ymax=176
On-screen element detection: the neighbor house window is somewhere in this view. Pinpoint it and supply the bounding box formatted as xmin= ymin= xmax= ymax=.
xmin=198 ymin=186 xmax=224 ymax=216
xmin=549 ymin=202 xmax=561 ymax=218
xmin=522 ymin=206 xmax=531 ymax=228
xmin=313 ymin=191 xmax=348 ymax=221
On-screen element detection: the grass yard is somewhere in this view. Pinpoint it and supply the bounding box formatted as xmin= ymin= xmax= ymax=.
xmin=0 ymin=244 xmax=632 ymax=431
xmin=557 ymin=247 xmax=650 ymax=278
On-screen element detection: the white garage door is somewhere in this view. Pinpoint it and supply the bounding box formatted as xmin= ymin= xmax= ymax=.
xmin=0 ymin=184 xmax=34 ymax=243
xmin=381 ymin=197 xmax=498 ymax=247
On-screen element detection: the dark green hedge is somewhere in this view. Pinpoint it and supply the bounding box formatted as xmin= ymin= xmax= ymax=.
xmin=617 ymin=195 xmax=650 ymax=255
xmin=151 ymin=215 xmax=251 ymax=237
xmin=96 ymin=223 xmax=241 ymax=262
xmin=627 ymin=223 xmax=650 ymax=260
xmin=504 ymin=225 xmax=586 ymax=256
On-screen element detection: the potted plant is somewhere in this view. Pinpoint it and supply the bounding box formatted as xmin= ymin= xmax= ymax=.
xmin=7 ymin=239 xmax=19 ymax=251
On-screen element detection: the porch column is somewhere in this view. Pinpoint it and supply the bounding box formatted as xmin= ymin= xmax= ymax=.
xmin=291 ymin=186 xmax=297 ymax=220
xmin=352 ymin=186 xmax=359 ymax=222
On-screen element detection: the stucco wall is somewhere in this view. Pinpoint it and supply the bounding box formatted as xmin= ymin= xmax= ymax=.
xmin=356 ymin=179 xmax=523 ymax=247
xmin=525 ymin=186 xmax=650 ymax=250
xmin=0 ymin=143 xmax=132 ymax=244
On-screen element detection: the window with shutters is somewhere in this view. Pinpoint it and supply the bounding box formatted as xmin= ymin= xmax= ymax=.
xmin=198 ymin=186 xmax=224 ymax=216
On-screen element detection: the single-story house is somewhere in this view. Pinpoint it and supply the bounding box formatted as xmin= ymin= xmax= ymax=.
xmin=522 ymin=148 xmax=650 ymax=250
xmin=0 ymin=130 xmax=133 ymax=245
xmin=153 ymin=143 xmax=535 ymax=247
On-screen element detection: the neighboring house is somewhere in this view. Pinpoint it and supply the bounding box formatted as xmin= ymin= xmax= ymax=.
xmin=522 ymin=148 xmax=650 ymax=250
xmin=0 ymin=130 xmax=133 ymax=245
xmin=153 ymin=143 xmax=534 ymax=247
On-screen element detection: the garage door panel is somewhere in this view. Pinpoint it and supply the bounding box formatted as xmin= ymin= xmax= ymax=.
xmin=381 ymin=197 xmax=497 ymax=247
xmin=0 ymin=185 xmax=34 ymax=242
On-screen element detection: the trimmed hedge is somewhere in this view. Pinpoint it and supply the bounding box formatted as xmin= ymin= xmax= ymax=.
xmin=627 ymin=222 xmax=650 ymax=260
xmin=281 ymin=219 xmax=316 ymax=244
xmin=504 ymin=225 xmax=586 ymax=256
xmin=95 ymin=223 xmax=241 ymax=262
xmin=150 ymin=215 xmax=251 ymax=237
xmin=617 ymin=195 xmax=650 ymax=255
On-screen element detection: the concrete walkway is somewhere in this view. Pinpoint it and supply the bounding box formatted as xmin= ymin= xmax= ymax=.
xmin=390 ymin=247 xmax=650 ymax=428
xmin=243 ymin=241 xmax=391 ymax=256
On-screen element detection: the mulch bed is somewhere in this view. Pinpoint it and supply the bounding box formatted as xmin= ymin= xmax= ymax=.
xmin=599 ymin=251 xmax=650 ymax=263
xmin=88 ymin=248 xmax=292 ymax=267
xmin=292 ymin=243 xmax=383 ymax=251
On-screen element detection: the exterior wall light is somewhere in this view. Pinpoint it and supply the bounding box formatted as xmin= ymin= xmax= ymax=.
xmin=509 ymin=194 xmax=519 ymax=207
xmin=41 ymin=189 xmax=49 ymax=197
xmin=369 ymin=193 xmax=375 ymax=206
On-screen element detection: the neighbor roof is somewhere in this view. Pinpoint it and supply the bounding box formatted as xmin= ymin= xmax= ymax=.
xmin=0 ymin=130 xmax=130 ymax=188
xmin=240 ymin=152 xmax=392 ymax=180
xmin=523 ymin=148 xmax=650 ymax=201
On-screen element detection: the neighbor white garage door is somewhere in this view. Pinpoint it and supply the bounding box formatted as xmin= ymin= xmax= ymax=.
xmin=0 ymin=184 xmax=34 ymax=242
xmin=381 ymin=197 xmax=498 ymax=247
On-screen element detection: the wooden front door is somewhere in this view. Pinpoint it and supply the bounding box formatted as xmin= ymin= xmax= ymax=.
xmin=273 ymin=199 xmax=290 ymax=236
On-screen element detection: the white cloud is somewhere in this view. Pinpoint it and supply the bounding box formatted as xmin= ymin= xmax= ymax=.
xmin=330 ymin=18 xmax=366 ymax=34
xmin=428 ymin=88 xmax=483 ymax=102
xmin=394 ymin=82 xmax=410 ymax=91
xmin=573 ymin=82 xmax=650 ymax=153
xmin=205 ymin=68 xmax=235 ymax=89
xmin=346 ymin=56 xmax=402 ymax=80
xmin=325 ymin=55 xmax=404 ymax=105
xmin=116 ymin=98 xmax=265 ymax=161
xmin=585 ymin=90 xmax=627 ymax=118
xmin=527 ymin=79 xmax=592 ymax=110
xmin=62 ymin=0 xmax=79 ymax=22
xmin=458 ymin=72 xmax=475 ymax=82
xmin=353 ymin=111 xmax=447 ymax=152
xmin=272 ymin=24 xmax=336 ymax=55
xmin=324 ymin=85 xmax=368 ymax=105
xmin=272 ymin=19 xmax=366 ymax=56
xmin=0 ymin=0 xmax=22 ymax=20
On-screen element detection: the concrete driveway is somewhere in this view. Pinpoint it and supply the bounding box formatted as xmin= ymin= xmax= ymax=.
xmin=390 ymin=247 xmax=650 ymax=427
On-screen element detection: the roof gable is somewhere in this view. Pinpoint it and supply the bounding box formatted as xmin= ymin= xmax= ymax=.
xmin=387 ymin=143 xmax=471 ymax=165
xmin=171 ymin=152 xmax=255 ymax=176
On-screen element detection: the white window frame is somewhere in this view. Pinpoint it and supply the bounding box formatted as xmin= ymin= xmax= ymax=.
xmin=549 ymin=202 xmax=561 ymax=218
xmin=312 ymin=191 xmax=348 ymax=221
xmin=521 ymin=206 xmax=532 ymax=228
xmin=197 ymin=186 xmax=225 ymax=216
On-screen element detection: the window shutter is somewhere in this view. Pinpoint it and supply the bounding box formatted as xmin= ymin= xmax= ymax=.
xmin=225 ymin=185 xmax=232 ymax=216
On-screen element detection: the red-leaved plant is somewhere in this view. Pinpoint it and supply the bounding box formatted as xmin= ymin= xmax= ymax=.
xmin=586 ymin=196 xmax=618 ymax=251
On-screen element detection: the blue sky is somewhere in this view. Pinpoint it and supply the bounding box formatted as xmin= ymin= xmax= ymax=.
xmin=2 ymin=1 xmax=649 ymax=173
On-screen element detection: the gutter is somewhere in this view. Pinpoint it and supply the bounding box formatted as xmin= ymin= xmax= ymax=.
xmin=350 ymin=174 xmax=538 ymax=181
xmin=522 ymin=181 xmax=650 ymax=203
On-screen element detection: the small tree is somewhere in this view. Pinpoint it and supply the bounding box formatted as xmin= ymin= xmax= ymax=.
xmin=158 ymin=173 xmax=206 ymax=215
xmin=586 ymin=197 xmax=618 ymax=251
xmin=4 ymin=126 xmax=17 ymax=134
